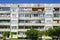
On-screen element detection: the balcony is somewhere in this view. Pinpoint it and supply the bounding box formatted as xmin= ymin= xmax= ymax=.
xmin=19 ymin=20 xmax=45 ymax=26
xmin=0 ymin=29 xmax=10 ymax=31
xmin=53 ymin=26 xmax=60 ymax=28
xmin=0 ymin=7 xmax=10 ymax=13
xmin=53 ymin=17 xmax=60 ymax=20
xmin=53 ymin=23 xmax=60 ymax=26
xmin=0 ymin=11 xmax=10 ymax=13
xmin=53 ymin=20 xmax=60 ymax=26
xmin=53 ymin=14 xmax=60 ymax=20
xmin=18 ymin=35 xmax=26 ymax=37
xmin=18 ymin=26 xmax=31 ymax=29
xmin=19 ymin=17 xmax=44 ymax=20
xmin=19 ymin=23 xmax=44 ymax=26
xmin=19 ymin=26 xmax=44 ymax=31
xmin=18 ymin=29 xmax=30 ymax=32
xmin=0 ymin=15 xmax=10 ymax=19
xmin=31 ymin=14 xmax=44 ymax=19
xmin=32 ymin=8 xmax=44 ymax=11
xmin=19 ymin=7 xmax=32 ymax=13
xmin=19 ymin=7 xmax=45 ymax=13
xmin=18 ymin=25 xmax=44 ymax=31
xmin=0 ymin=13 xmax=10 ymax=19
xmin=53 ymin=11 xmax=60 ymax=14
xmin=0 ymin=22 xmax=10 ymax=25
xmin=53 ymin=8 xmax=60 ymax=15
xmin=18 ymin=32 xmax=26 ymax=37
xmin=19 ymin=9 xmax=32 ymax=13
xmin=0 ymin=26 xmax=10 ymax=31
xmin=19 ymin=13 xmax=44 ymax=20
xmin=19 ymin=11 xmax=45 ymax=13
xmin=0 ymin=20 xmax=10 ymax=25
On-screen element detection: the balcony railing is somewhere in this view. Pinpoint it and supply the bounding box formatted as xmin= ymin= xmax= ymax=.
xmin=19 ymin=14 xmax=44 ymax=20
xmin=53 ymin=22 xmax=60 ymax=26
xmin=0 ymin=15 xmax=10 ymax=19
xmin=0 ymin=22 xmax=10 ymax=25
xmin=53 ymin=13 xmax=60 ymax=18
xmin=19 ymin=23 xmax=44 ymax=26
xmin=0 ymin=7 xmax=10 ymax=11
xmin=53 ymin=11 xmax=60 ymax=14
xmin=0 ymin=29 xmax=10 ymax=31
xmin=0 ymin=11 xmax=10 ymax=13
xmin=53 ymin=23 xmax=60 ymax=26
xmin=0 ymin=15 xmax=10 ymax=17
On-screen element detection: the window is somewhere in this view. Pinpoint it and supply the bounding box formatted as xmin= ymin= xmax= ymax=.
xmin=24 ymin=7 xmax=31 ymax=9
xmin=0 ymin=26 xmax=10 ymax=29
xmin=40 ymin=26 xmax=44 ymax=29
xmin=25 ymin=20 xmax=31 ymax=23
xmin=53 ymin=26 xmax=59 ymax=28
xmin=11 ymin=8 xmax=17 ymax=12
xmin=12 ymin=14 xmax=17 ymax=18
xmin=19 ymin=7 xmax=31 ymax=11
xmin=32 ymin=26 xmax=39 ymax=29
xmin=36 ymin=20 xmax=41 ymax=23
xmin=25 ymin=26 xmax=31 ymax=29
xmin=45 ymin=14 xmax=53 ymax=17
xmin=46 ymin=20 xmax=52 ymax=23
xmin=0 ymin=7 xmax=10 ymax=11
xmin=18 ymin=31 xmax=25 ymax=35
xmin=41 ymin=20 xmax=45 ymax=23
xmin=31 ymin=14 xmax=38 ymax=17
xmin=31 ymin=20 xmax=36 ymax=23
xmin=34 ymin=14 xmax=38 ymax=17
xmin=19 ymin=26 xmax=24 ymax=29
xmin=0 ymin=13 xmax=10 ymax=17
xmin=0 ymin=20 xmax=10 ymax=23
xmin=19 ymin=20 xmax=24 ymax=23
xmin=11 ymin=20 xmax=18 ymax=24
xmin=53 ymin=20 xmax=60 ymax=23
xmin=25 ymin=14 xmax=30 ymax=17
xmin=46 ymin=7 xmax=52 ymax=11
xmin=11 ymin=26 xmax=17 ymax=29
xmin=54 ymin=8 xmax=59 ymax=11
xmin=19 ymin=7 xmax=25 ymax=11
xmin=38 ymin=13 xmax=44 ymax=17
xmin=54 ymin=14 xmax=60 ymax=17
xmin=19 ymin=14 xmax=25 ymax=17
xmin=32 ymin=8 xmax=44 ymax=11
xmin=54 ymin=14 xmax=57 ymax=17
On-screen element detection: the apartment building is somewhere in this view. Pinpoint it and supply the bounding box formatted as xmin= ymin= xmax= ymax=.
xmin=0 ymin=4 xmax=60 ymax=38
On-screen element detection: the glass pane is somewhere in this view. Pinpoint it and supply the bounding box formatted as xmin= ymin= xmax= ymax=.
xmin=0 ymin=7 xmax=10 ymax=11
xmin=19 ymin=14 xmax=25 ymax=17
xmin=25 ymin=14 xmax=30 ymax=17
xmin=19 ymin=20 xmax=24 ymax=23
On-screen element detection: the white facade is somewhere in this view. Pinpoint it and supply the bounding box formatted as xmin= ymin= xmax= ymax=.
xmin=0 ymin=4 xmax=60 ymax=38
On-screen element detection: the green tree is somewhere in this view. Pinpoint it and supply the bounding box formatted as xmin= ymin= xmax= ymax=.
xmin=25 ymin=29 xmax=39 ymax=40
xmin=45 ymin=27 xmax=60 ymax=40
xmin=46 ymin=27 xmax=60 ymax=36
xmin=2 ymin=31 xmax=9 ymax=40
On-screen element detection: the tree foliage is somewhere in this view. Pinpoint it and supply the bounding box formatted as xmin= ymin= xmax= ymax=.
xmin=25 ymin=27 xmax=60 ymax=40
xmin=25 ymin=29 xmax=39 ymax=40
xmin=46 ymin=27 xmax=60 ymax=36
xmin=3 ymin=31 xmax=9 ymax=40
xmin=25 ymin=29 xmax=39 ymax=37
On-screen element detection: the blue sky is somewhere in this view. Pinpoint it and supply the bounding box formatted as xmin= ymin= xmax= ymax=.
xmin=0 ymin=0 xmax=60 ymax=4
